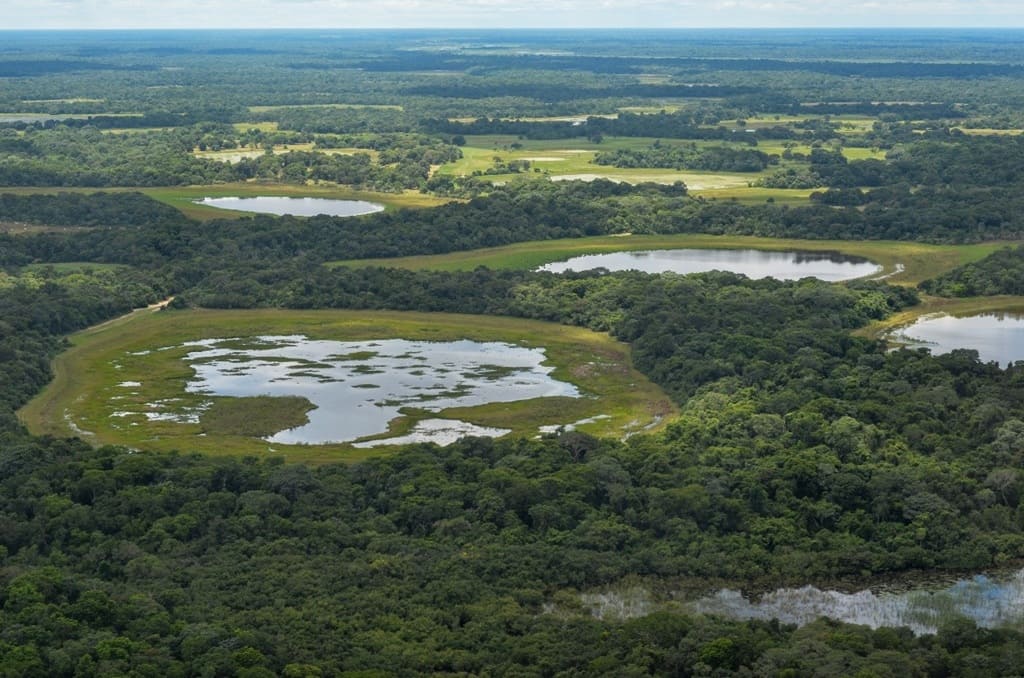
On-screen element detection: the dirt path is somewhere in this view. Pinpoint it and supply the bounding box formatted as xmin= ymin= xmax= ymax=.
xmin=89 ymin=295 xmax=175 ymax=332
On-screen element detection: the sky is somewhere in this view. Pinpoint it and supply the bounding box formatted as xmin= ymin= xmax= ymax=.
xmin=4 ymin=0 xmax=1024 ymax=30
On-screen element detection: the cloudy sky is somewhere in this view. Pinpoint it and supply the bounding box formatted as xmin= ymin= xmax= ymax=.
xmin=5 ymin=0 xmax=1024 ymax=29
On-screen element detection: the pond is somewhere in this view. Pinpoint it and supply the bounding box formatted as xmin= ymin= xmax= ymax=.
xmin=890 ymin=311 xmax=1024 ymax=366
xmin=688 ymin=568 xmax=1024 ymax=635
xmin=134 ymin=335 xmax=578 ymax=445
xmin=195 ymin=196 xmax=385 ymax=217
xmin=537 ymin=248 xmax=881 ymax=281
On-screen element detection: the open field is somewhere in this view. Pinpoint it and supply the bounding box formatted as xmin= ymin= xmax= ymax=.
xmin=330 ymin=234 xmax=1009 ymax=286
xmin=19 ymin=308 xmax=675 ymax=464
xmin=232 ymin=121 xmax=280 ymax=132
xmin=695 ymin=187 xmax=816 ymax=204
xmin=437 ymin=134 xmax=878 ymax=196
xmin=953 ymin=127 xmax=1024 ymax=136
xmin=192 ymin=142 xmax=380 ymax=164
xmin=437 ymin=137 xmax=768 ymax=190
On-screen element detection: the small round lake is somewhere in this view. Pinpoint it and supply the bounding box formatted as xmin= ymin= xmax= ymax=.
xmin=124 ymin=335 xmax=579 ymax=446
xmin=195 ymin=196 xmax=385 ymax=217
xmin=537 ymin=249 xmax=881 ymax=281
xmin=891 ymin=312 xmax=1024 ymax=366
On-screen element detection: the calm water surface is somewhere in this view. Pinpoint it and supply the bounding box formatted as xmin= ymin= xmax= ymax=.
xmin=196 ymin=196 xmax=385 ymax=217
xmin=891 ymin=312 xmax=1024 ymax=366
xmin=538 ymin=249 xmax=880 ymax=281
xmin=152 ymin=335 xmax=578 ymax=445
xmin=689 ymin=568 xmax=1024 ymax=635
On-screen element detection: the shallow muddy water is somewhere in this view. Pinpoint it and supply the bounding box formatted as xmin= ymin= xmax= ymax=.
xmin=145 ymin=335 xmax=578 ymax=445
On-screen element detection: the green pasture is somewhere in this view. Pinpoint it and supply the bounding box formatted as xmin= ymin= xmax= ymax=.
xmin=437 ymin=134 xmax=881 ymax=194
xmin=437 ymin=136 xmax=769 ymax=189
xmin=331 ymin=234 xmax=1007 ymax=287
xmin=233 ymin=121 xmax=280 ymax=132
xmin=192 ymin=143 xmax=380 ymax=164
xmin=953 ymin=127 xmax=1024 ymax=136
xmin=19 ymin=308 xmax=674 ymax=464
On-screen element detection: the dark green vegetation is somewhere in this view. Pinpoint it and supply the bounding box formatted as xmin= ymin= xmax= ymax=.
xmin=200 ymin=396 xmax=315 ymax=438
xmin=4 ymin=28 xmax=1024 ymax=675
xmin=921 ymin=246 xmax=1024 ymax=297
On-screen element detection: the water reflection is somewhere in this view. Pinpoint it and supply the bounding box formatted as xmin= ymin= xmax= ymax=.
xmin=891 ymin=312 xmax=1024 ymax=366
xmin=537 ymin=248 xmax=880 ymax=281
xmin=196 ymin=196 xmax=385 ymax=217
xmin=168 ymin=335 xmax=578 ymax=445
xmin=689 ymin=569 xmax=1024 ymax=635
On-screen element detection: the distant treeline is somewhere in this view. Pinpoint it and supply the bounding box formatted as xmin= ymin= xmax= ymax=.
xmin=0 ymin=192 xmax=183 ymax=229
xmin=594 ymin=143 xmax=775 ymax=172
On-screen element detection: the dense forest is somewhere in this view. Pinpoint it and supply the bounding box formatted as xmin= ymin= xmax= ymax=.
xmin=3 ymin=28 xmax=1024 ymax=676
xmin=920 ymin=246 xmax=1024 ymax=297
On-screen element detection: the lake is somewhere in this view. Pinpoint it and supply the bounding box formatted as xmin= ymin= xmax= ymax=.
xmin=890 ymin=312 xmax=1024 ymax=366
xmin=195 ymin=196 xmax=385 ymax=217
xmin=688 ymin=568 xmax=1024 ymax=635
xmin=130 ymin=335 xmax=579 ymax=445
xmin=537 ymin=248 xmax=881 ymax=281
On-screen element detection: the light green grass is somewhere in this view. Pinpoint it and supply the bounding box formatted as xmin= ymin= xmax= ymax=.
xmin=330 ymin=234 xmax=1009 ymax=287
xmin=437 ymin=137 xmax=768 ymax=189
xmin=233 ymin=121 xmax=280 ymax=132
xmin=953 ymin=127 xmax=1024 ymax=136
xmin=20 ymin=308 xmax=674 ymax=464
xmin=192 ymin=143 xmax=379 ymax=164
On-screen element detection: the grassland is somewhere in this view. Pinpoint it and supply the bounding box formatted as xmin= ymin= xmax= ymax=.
xmin=330 ymin=234 xmax=1009 ymax=287
xmin=437 ymin=133 xmax=882 ymax=198
xmin=436 ymin=136 xmax=764 ymax=190
xmin=19 ymin=308 xmax=675 ymax=464
xmin=192 ymin=142 xmax=380 ymax=164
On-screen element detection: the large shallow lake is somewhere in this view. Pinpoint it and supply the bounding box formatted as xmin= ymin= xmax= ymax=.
xmin=890 ymin=312 xmax=1024 ymax=366
xmin=537 ymin=249 xmax=881 ymax=281
xmin=195 ymin=196 xmax=385 ymax=217
xmin=133 ymin=335 xmax=579 ymax=446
